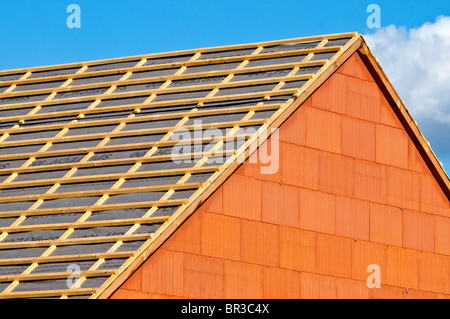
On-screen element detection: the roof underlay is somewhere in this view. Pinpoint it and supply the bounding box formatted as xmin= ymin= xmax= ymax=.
xmin=0 ymin=32 xmax=447 ymax=299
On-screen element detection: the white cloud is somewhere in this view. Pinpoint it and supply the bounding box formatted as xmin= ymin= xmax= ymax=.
xmin=364 ymin=16 xmax=450 ymax=158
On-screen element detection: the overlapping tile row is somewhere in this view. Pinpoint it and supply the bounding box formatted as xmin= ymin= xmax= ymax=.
xmin=0 ymin=34 xmax=357 ymax=298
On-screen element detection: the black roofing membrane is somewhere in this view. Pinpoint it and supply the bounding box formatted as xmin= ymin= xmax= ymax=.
xmin=0 ymin=185 xmax=52 ymax=197
xmin=20 ymin=116 xmax=78 ymax=127
xmin=0 ymin=158 xmax=28 ymax=170
xmin=86 ymin=208 xmax=149 ymax=221
xmin=67 ymin=225 xmax=134 ymax=239
xmin=0 ymin=93 xmax=50 ymax=105
xmin=0 ymin=264 xmax=29 ymax=276
xmin=31 ymin=260 xmax=97 ymax=274
xmin=121 ymin=118 xmax=180 ymax=131
xmin=30 ymin=154 xmax=86 ymax=167
xmin=324 ymin=37 xmax=352 ymax=47
xmin=129 ymin=68 xmax=178 ymax=79
xmin=0 ymin=217 xmax=19 ymax=227
xmin=13 ymin=80 xmax=66 ymax=92
xmin=13 ymin=169 xmax=68 ymax=182
xmin=50 ymin=242 xmax=115 ymax=256
xmin=64 ymin=124 xmax=117 ymax=136
xmin=0 ymin=106 xmax=34 ymax=117
xmin=105 ymin=133 xmax=166 ymax=146
xmin=28 ymin=67 xmax=81 ymax=79
xmin=245 ymin=55 xmax=307 ymax=67
xmin=96 ymin=95 xmax=148 ymax=108
xmin=115 ymin=81 xmax=164 ymax=93
xmin=87 ymin=60 xmax=140 ymax=72
xmin=0 ymin=247 xmax=48 ymax=259
xmin=144 ymin=54 xmax=193 ymax=66
xmin=310 ymin=51 xmax=337 ymax=61
xmin=37 ymin=101 xmax=93 ymax=113
xmin=260 ymin=41 xmax=321 ymax=53
xmin=70 ymin=73 xmax=123 ymax=86
xmin=231 ymin=69 xmax=292 ymax=82
xmin=38 ymin=196 xmax=100 ymax=209
xmin=215 ymin=83 xmax=277 ymax=96
xmin=46 ymin=139 xmax=102 ymax=151
xmin=184 ymin=61 xmax=241 ymax=74
xmin=184 ymin=112 xmax=247 ymax=125
xmin=152 ymin=89 xmax=210 ymax=102
xmin=20 ymin=212 xmax=84 ymax=226
xmin=54 ymin=180 xmax=116 ymax=193
xmin=0 ymin=73 xmax=25 ymax=82
xmin=71 ymin=164 xmax=134 ymax=177
xmin=169 ymin=76 xmax=227 ymax=88
xmin=5 ymin=129 xmax=60 ymax=142
xmin=12 ymin=276 xmax=110 ymax=292
xmin=198 ymin=48 xmax=256 ymax=60
xmin=54 ymin=87 xmax=109 ymax=99
xmin=104 ymin=191 xmax=167 ymax=204
xmin=2 ymin=230 xmax=66 ymax=244
xmin=0 ymin=201 xmax=35 ymax=212
xmin=281 ymin=80 xmax=308 ymax=90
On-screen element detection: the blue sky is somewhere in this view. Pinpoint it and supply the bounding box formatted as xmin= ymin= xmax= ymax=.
xmin=1 ymin=0 xmax=450 ymax=171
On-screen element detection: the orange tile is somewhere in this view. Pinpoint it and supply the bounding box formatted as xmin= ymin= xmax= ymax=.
xmin=385 ymin=246 xmax=419 ymax=289
xmin=261 ymin=182 xmax=299 ymax=228
xmin=404 ymin=289 xmax=440 ymax=299
xmin=305 ymin=106 xmax=342 ymax=154
xmin=354 ymin=160 xmax=387 ymax=204
xmin=386 ymin=166 xmax=421 ymax=211
xmin=418 ymin=252 xmax=450 ymax=294
xmin=223 ymin=260 xmax=263 ymax=298
xmin=369 ymin=203 xmax=403 ymax=246
xmin=369 ymin=284 xmax=406 ymax=299
xmin=316 ymin=233 xmax=353 ymax=278
xmin=141 ymin=249 xmax=185 ymax=296
xmin=241 ymin=220 xmax=280 ymax=266
xmin=311 ymin=72 xmax=348 ymax=115
xmin=200 ymin=212 xmax=241 ymax=260
xmin=317 ymin=150 xmax=354 ymax=196
xmin=300 ymin=272 xmax=337 ymax=299
xmin=435 ymin=215 xmax=450 ymax=256
xmin=420 ymin=173 xmax=450 ymax=217
xmin=279 ymin=226 xmax=317 ymax=273
xmin=408 ymin=140 xmax=429 ymax=174
xmin=110 ymin=289 xmax=151 ymax=299
xmin=182 ymin=253 xmax=224 ymax=298
xmin=336 ymin=278 xmax=371 ymax=299
xmin=120 ymin=267 xmax=142 ymax=292
xmin=346 ymin=77 xmax=381 ymax=123
xmin=161 ymin=211 xmax=202 ymax=254
xmin=280 ymin=143 xmax=319 ymax=189
xmin=379 ymin=95 xmax=403 ymax=129
xmin=341 ymin=116 xmax=376 ymax=161
xmin=376 ymin=124 xmax=409 ymax=169
xmin=206 ymin=187 xmax=223 ymax=214
xmin=277 ymin=101 xmax=307 ymax=146
xmin=262 ymin=267 xmax=302 ymax=299
xmin=247 ymin=137 xmax=283 ymax=183
xmin=335 ymin=196 xmax=370 ymax=240
xmin=298 ymin=188 xmax=336 ymax=234
xmin=222 ymin=174 xmax=262 ymax=221
xmin=336 ymin=52 xmax=375 ymax=82
xmin=351 ymin=240 xmax=386 ymax=283
xmin=402 ymin=210 xmax=435 ymax=253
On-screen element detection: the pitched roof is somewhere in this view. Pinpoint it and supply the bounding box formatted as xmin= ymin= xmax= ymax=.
xmin=0 ymin=32 xmax=447 ymax=299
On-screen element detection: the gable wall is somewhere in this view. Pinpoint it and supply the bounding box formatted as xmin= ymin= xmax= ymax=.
xmin=110 ymin=52 xmax=450 ymax=299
